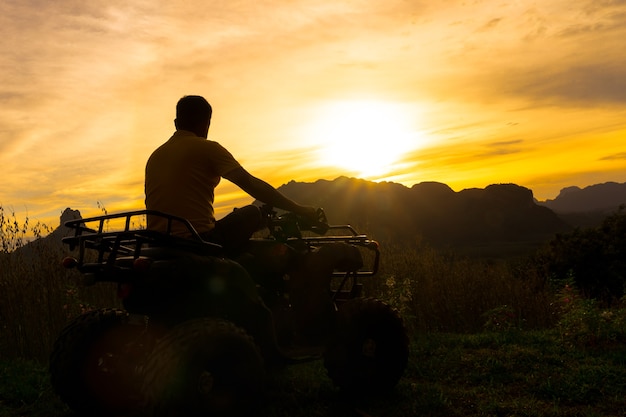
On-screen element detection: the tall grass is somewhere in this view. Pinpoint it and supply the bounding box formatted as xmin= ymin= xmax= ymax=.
xmin=0 ymin=205 xmax=619 ymax=362
xmin=365 ymin=242 xmax=557 ymax=333
xmin=0 ymin=206 xmax=120 ymax=361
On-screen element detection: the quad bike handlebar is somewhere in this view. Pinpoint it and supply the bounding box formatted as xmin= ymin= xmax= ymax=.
xmin=261 ymin=205 xmax=329 ymax=239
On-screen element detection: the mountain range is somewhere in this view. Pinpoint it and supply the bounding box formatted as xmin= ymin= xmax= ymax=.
xmin=535 ymin=181 xmax=626 ymax=228
xmin=538 ymin=181 xmax=626 ymax=213
xmin=273 ymin=177 xmax=626 ymax=257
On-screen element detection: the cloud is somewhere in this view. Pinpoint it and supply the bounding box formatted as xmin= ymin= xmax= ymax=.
xmin=478 ymin=140 xmax=525 ymax=157
xmin=2 ymin=0 xmax=626 ymax=224
xmin=478 ymin=18 xmax=503 ymax=32
xmin=600 ymin=152 xmax=626 ymax=161
xmin=398 ymin=0 xmax=626 ymax=109
xmin=497 ymin=59 xmax=626 ymax=107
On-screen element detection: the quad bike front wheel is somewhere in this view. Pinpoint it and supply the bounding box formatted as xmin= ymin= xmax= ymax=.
xmin=324 ymin=298 xmax=409 ymax=395
xmin=49 ymin=308 xmax=146 ymax=416
xmin=141 ymin=318 xmax=265 ymax=417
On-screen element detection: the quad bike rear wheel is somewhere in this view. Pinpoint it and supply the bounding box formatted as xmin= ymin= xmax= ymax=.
xmin=49 ymin=308 xmax=145 ymax=416
xmin=141 ymin=318 xmax=265 ymax=417
xmin=324 ymin=298 xmax=409 ymax=395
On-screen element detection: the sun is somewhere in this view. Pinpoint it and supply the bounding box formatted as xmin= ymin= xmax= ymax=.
xmin=305 ymin=100 xmax=424 ymax=178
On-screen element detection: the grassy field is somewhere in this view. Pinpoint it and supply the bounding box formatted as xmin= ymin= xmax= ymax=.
xmin=1 ymin=206 xmax=625 ymax=416
xmin=1 ymin=330 xmax=625 ymax=417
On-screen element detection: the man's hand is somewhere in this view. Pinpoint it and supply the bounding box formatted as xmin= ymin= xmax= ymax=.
xmin=296 ymin=206 xmax=328 ymax=234
xmin=297 ymin=206 xmax=325 ymax=224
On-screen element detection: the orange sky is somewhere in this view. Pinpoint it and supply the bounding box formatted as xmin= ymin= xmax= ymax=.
xmin=1 ymin=0 xmax=626 ymax=228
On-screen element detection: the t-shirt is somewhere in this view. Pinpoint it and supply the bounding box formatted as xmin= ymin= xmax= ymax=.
xmin=145 ymin=130 xmax=241 ymax=237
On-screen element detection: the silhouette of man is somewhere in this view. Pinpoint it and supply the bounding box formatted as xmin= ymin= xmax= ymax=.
xmin=144 ymin=95 xmax=330 ymax=362
xmin=145 ymin=95 xmax=319 ymax=250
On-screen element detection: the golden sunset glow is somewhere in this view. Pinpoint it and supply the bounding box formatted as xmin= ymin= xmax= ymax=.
xmin=1 ymin=0 xmax=626 ymax=226
xmin=306 ymin=100 xmax=426 ymax=178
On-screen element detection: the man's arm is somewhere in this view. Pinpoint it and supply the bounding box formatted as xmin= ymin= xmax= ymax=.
xmin=223 ymin=166 xmax=317 ymax=219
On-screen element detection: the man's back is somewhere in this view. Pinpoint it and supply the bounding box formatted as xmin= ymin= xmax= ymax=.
xmin=145 ymin=130 xmax=241 ymax=236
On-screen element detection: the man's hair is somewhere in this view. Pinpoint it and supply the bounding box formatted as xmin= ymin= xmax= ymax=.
xmin=176 ymin=95 xmax=212 ymax=129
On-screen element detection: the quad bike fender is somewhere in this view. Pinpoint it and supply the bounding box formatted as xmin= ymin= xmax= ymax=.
xmin=173 ymin=254 xmax=262 ymax=316
xmin=124 ymin=252 xmax=263 ymax=326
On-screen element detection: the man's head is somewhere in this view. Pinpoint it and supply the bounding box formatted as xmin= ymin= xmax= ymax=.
xmin=174 ymin=95 xmax=213 ymax=138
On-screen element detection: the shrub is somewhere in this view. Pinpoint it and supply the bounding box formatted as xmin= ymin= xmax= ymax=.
xmin=482 ymin=304 xmax=518 ymax=332
xmin=535 ymin=209 xmax=626 ymax=303
xmin=555 ymin=281 xmax=626 ymax=347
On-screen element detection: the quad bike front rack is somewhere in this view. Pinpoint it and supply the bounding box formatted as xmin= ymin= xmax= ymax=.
xmin=299 ymin=224 xmax=380 ymax=303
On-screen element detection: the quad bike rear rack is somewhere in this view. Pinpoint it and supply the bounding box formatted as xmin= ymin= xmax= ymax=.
xmin=62 ymin=210 xmax=222 ymax=274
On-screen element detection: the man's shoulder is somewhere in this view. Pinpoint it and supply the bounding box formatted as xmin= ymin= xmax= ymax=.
xmin=166 ymin=132 xmax=226 ymax=150
xmin=150 ymin=131 xmax=237 ymax=167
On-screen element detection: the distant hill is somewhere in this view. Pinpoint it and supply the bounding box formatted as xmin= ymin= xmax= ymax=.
xmin=6 ymin=208 xmax=81 ymax=261
xmin=537 ymin=182 xmax=626 ymax=228
xmin=538 ymin=182 xmax=626 ymax=213
xmin=274 ymin=177 xmax=572 ymax=257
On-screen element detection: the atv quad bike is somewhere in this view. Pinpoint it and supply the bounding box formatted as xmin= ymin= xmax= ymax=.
xmin=50 ymin=206 xmax=409 ymax=416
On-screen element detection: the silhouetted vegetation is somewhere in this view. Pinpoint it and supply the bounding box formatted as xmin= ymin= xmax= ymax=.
xmin=533 ymin=208 xmax=626 ymax=303
xmin=0 ymin=206 xmax=120 ymax=361
xmin=2 ymin=200 xmax=626 ymax=416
